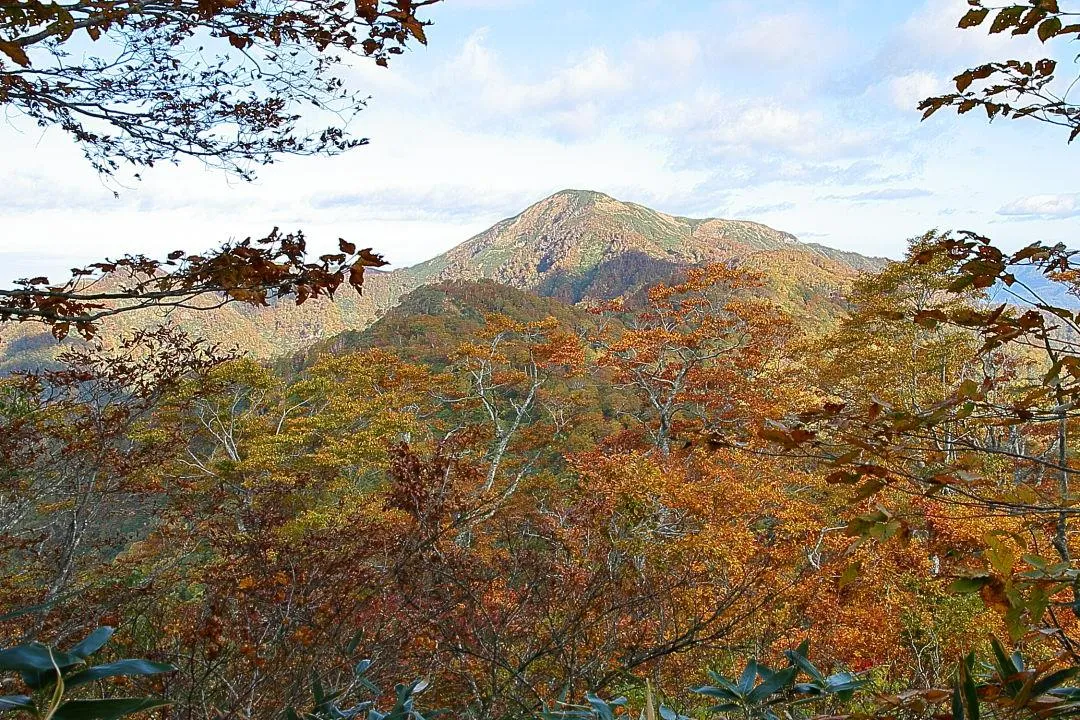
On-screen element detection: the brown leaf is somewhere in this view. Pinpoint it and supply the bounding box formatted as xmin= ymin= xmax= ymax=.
xmin=990 ymin=6 xmax=1025 ymax=33
xmin=1036 ymin=58 xmax=1057 ymax=76
xmin=959 ymin=7 xmax=990 ymax=28
xmin=0 ymin=41 xmax=30 ymax=67
xmin=357 ymin=248 xmax=387 ymax=267
xmin=349 ymin=262 xmax=366 ymax=290
xmin=914 ymin=309 xmax=947 ymax=328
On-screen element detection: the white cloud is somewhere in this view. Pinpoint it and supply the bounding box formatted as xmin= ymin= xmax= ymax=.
xmin=645 ymin=94 xmax=880 ymax=162
xmin=824 ymin=188 xmax=933 ymax=202
xmin=4 ymin=0 xmax=1079 ymax=284
xmin=894 ymin=0 xmax=1043 ymax=71
xmin=999 ymin=193 xmax=1080 ymax=219
xmin=628 ymin=31 xmax=702 ymax=79
xmin=716 ymin=8 xmax=846 ymax=72
xmin=442 ymin=31 xmax=630 ymax=120
xmin=886 ymin=71 xmax=942 ymax=112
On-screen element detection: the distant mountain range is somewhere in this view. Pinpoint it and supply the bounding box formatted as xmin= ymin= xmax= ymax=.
xmin=0 ymin=190 xmax=888 ymax=372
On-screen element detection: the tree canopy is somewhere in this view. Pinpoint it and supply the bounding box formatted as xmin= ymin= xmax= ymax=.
xmin=920 ymin=0 xmax=1080 ymax=140
xmin=0 ymin=0 xmax=439 ymax=178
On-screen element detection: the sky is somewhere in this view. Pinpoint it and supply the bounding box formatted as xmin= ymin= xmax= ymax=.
xmin=2 ymin=0 xmax=1077 ymax=282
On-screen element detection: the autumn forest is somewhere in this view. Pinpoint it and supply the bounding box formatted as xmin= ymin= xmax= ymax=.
xmin=3 ymin=2 xmax=1080 ymax=720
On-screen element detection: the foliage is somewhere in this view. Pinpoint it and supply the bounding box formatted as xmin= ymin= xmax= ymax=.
xmin=0 ymin=0 xmax=438 ymax=178
xmin=0 ymin=626 xmax=173 ymax=719
xmin=0 ymin=327 xmax=229 ymax=634
xmin=286 ymin=659 xmax=433 ymax=720
xmin=554 ymin=640 xmax=1080 ymax=720
xmin=920 ymin=0 xmax=1080 ymax=140
xmin=0 ymin=233 xmax=387 ymax=340
xmin=757 ymin=232 xmax=1080 ymax=650
xmin=7 ymin=2 xmax=1080 ymax=709
xmin=1 ymin=264 xmax=1026 ymax=716
xmin=592 ymin=264 xmax=798 ymax=454
xmin=689 ymin=643 xmax=863 ymax=720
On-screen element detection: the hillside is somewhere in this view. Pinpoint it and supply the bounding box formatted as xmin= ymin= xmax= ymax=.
xmin=0 ymin=190 xmax=886 ymax=372
xmin=286 ymin=279 xmax=601 ymax=373
xmin=0 ymin=270 xmax=406 ymax=373
xmin=402 ymin=189 xmax=884 ymax=302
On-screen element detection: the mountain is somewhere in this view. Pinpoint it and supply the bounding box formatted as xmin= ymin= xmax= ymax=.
xmin=0 ymin=269 xmax=406 ymax=373
xmin=402 ymin=189 xmax=882 ymax=303
xmin=286 ymin=279 xmax=601 ymax=373
xmin=396 ymin=190 xmax=886 ymax=327
xmin=0 ymin=190 xmax=886 ymax=372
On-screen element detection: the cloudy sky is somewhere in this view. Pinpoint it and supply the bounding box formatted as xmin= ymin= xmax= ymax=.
xmin=2 ymin=0 xmax=1076 ymax=281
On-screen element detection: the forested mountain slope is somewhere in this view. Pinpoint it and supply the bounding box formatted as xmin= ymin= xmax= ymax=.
xmin=403 ymin=189 xmax=884 ymax=303
xmin=0 ymin=190 xmax=885 ymax=372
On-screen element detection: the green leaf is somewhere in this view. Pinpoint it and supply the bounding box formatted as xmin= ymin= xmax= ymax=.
xmin=1012 ymin=651 xmax=1026 ymax=673
xmin=989 ymin=636 xmax=1019 ymax=687
xmin=1049 ymin=687 xmax=1080 ymax=700
xmin=1031 ymin=667 xmax=1080 ymax=698
xmin=1029 ymin=586 xmax=1051 ymax=626
xmin=585 ymin=694 xmax=625 ymax=720
xmin=65 ymin=659 xmax=175 ymax=688
xmin=691 ymin=685 xmax=739 ymax=701
xmin=950 ymin=576 xmax=990 ymax=594
xmin=0 ymin=695 xmax=34 ymax=712
xmin=52 ymin=698 xmax=171 ymax=720
xmin=737 ymin=660 xmax=757 ymax=696
xmin=703 ymin=671 xmax=742 ymax=697
xmin=962 ymin=653 xmax=980 ymax=720
xmin=869 ymin=519 xmax=901 ymax=540
xmin=0 ymin=644 xmax=81 ymax=673
xmin=748 ymin=666 xmax=797 ymax=703
xmin=1039 ymin=16 xmax=1063 ymax=41
xmin=67 ymin=628 xmax=114 ymax=660
xmin=658 ymin=706 xmax=688 ymax=720
xmin=784 ymin=648 xmax=826 ymax=686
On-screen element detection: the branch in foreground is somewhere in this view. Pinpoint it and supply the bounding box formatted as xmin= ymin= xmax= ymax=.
xmin=0 ymin=229 xmax=387 ymax=340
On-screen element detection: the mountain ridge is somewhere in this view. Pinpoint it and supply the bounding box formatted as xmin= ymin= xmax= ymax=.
xmin=0 ymin=190 xmax=887 ymax=372
xmin=399 ymin=189 xmax=881 ymax=299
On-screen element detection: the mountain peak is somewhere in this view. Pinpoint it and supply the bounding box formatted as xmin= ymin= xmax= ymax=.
xmin=403 ymin=190 xmax=883 ymax=302
xmin=547 ymin=188 xmax=613 ymax=203
xmin=518 ymin=189 xmax=615 ymax=216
